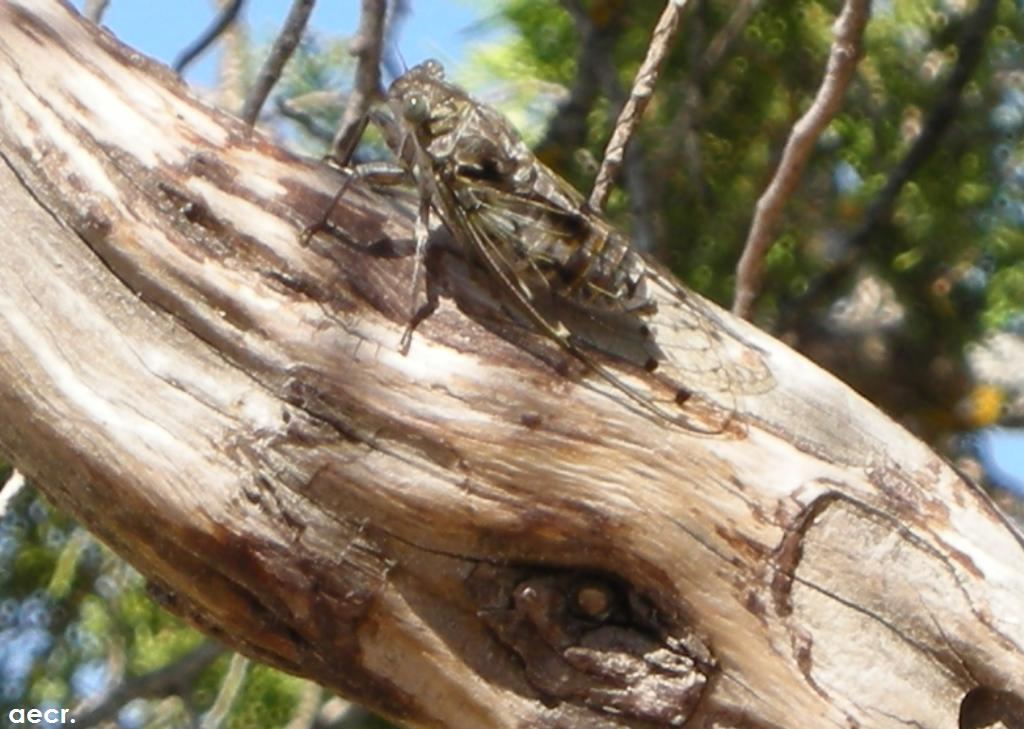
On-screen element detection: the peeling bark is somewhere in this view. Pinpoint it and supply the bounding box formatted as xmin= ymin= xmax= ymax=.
xmin=0 ymin=3 xmax=1022 ymax=728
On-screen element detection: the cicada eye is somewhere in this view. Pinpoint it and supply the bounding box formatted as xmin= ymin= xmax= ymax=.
xmin=402 ymin=94 xmax=429 ymax=124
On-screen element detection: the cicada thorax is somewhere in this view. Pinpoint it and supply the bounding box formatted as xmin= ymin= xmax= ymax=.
xmin=384 ymin=60 xmax=654 ymax=318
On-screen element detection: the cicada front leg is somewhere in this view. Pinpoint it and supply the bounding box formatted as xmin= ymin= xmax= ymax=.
xmin=299 ymin=158 xmax=410 ymax=246
xmin=300 ymin=113 xmax=444 ymax=353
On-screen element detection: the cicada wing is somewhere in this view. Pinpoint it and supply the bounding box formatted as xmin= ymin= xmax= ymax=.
xmin=433 ymin=187 xmax=734 ymax=433
xmin=640 ymin=260 xmax=777 ymax=425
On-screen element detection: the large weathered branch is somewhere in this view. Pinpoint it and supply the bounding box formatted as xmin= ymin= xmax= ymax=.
xmin=0 ymin=3 xmax=1022 ymax=728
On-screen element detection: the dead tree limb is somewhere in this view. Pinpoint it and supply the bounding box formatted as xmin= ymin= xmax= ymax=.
xmin=331 ymin=0 xmax=387 ymax=162
xmin=732 ymin=0 xmax=870 ymax=320
xmin=173 ymin=0 xmax=245 ymax=74
xmin=590 ymin=0 xmax=690 ymax=212
xmin=239 ymin=0 xmax=316 ymax=126
xmin=0 ymin=3 xmax=1022 ymax=728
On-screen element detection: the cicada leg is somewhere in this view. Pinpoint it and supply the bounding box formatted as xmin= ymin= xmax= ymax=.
xmin=301 ymin=117 xmax=441 ymax=353
xmin=399 ymin=193 xmax=438 ymax=353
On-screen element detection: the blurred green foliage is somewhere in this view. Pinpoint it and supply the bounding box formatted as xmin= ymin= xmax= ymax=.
xmin=0 ymin=484 xmax=380 ymax=727
xmin=486 ymin=0 xmax=1021 ymax=315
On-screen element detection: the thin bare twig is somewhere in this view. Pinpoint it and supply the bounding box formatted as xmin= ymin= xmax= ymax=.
xmin=240 ymin=0 xmax=316 ymax=126
xmin=74 ymin=642 xmax=226 ymax=728
xmin=212 ymin=0 xmax=249 ymax=110
xmin=174 ymin=0 xmax=245 ymax=75
xmin=199 ymin=653 xmax=249 ymax=729
xmin=731 ymin=0 xmax=870 ymax=320
xmin=699 ymin=0 xmax=762 ymax=78
xmin=779 ymin=0 xmax=999 ymax=329
xmin=82 ymin=0 xmax=110 ymax=24
xmin=0 ymin=469 xmax=25 ymax=519
xmin=669 ymin=0 xmax=762 ymax=216
xmin=276 ymin=94 xmax=338 ymax=144
xmin=589 ymin=0 xmax=691 ymax=212
xmin=599 ymin=58 xmax=658 ymax=253
xmin=381 ymin=0 xmax=410 ymax=81
xmin=843 ymin=0 xmax=997 ymax=260
xmin=332 ymin=0 xmax=387 ymax=163
xmin=283 ymin=682 xmax=322 ymax=729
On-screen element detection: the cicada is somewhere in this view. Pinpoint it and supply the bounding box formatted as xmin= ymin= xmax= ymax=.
xmin=314 ymin=59 xmax=764 ymax=431
xmin=384 ymin=61 xmax=653 ymax=315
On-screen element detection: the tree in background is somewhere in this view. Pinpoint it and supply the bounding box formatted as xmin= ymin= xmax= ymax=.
xmin=1 ymin=0 xmax=1022 ymax=727
xmin=482 ymin=0 xmax=1023 ymax=447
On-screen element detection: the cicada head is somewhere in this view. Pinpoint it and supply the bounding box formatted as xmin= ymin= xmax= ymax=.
xmin=384 ymin=60 xmax=468 ymax=157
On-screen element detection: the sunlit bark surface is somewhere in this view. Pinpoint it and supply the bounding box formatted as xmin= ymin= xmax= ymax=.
xmin=0 ymin=3 xmax=1022 ymax=728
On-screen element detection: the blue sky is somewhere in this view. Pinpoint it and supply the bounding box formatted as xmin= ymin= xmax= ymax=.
xmin=67 ymin=1 xmax=1024 ymax=497
xmin=71 ymin=0 xmax=494 ymax=85
xmin=975 ymin=428 xmax=1024 ymax=496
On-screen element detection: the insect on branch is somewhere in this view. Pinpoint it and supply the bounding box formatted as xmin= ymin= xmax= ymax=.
xmin=306 ymin=59 xmax=747 ymax=434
